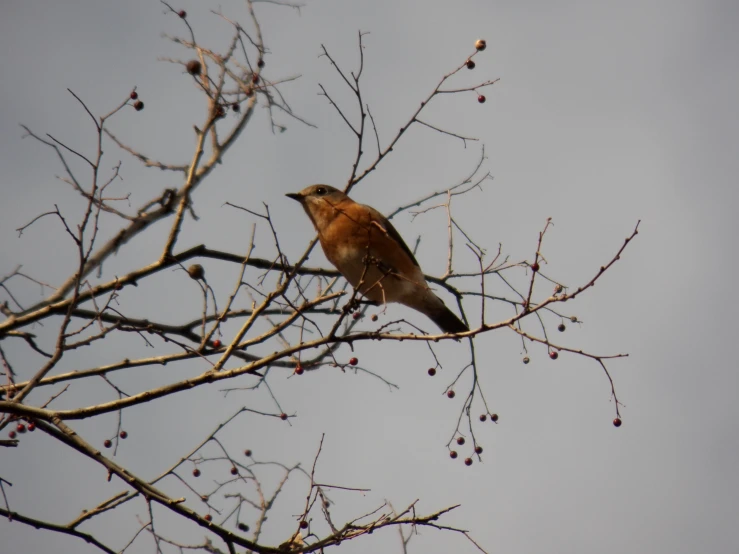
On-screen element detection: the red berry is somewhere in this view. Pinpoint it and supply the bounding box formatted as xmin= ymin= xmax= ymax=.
xmin=449 ymin=450 xmax=458 ymax=459
xmin=257 ymin=59 xmax=265 ymax=68
xmin=133 ymin=100 xmax=144 ymax=111
xmin=231 ymin=467 xmax=238 ymax=475
xmin=371 ymin=314 xmax=378 ymax=322
xmin=295 ymin=366 xmax=304 ymax=375
xmin=103 ymin=439 xmax=112 ymax=448
xmin=549 ymin=351 xmax=559 ymax=360
xmin=300 ymin=520 xmax=308 ymax=529
xmin=8 ymin=430 xmax=16 ymax=439
xmin=456 ymin=437 xmax=465 ymax=446
xmin=212 ymin=339 xmax=222 ymax=348
xmin=466 ymin=59 xmax=476 ymax=70
xmin=491 ymin=413 xmax=499 ymax=422
xmin=232 ymin=102 xmax=240 ymax=112
xmin=613 ymin=418 xmax=622 ymax=428
xmin=244 ymin=449 xmax=252 ymax=457
xmin=178 ymin=10 xmax=186 ymax=18
xmin=352 ymin=311 xmax=361 ymax=320
xmin=280 ymin=413 xmax=288 ymax=421
xmin=119 ymin=430 xmax=128 ymax=439
xmin=349 ymin=357 xmax=358 ymax=366
xmin=558 ymin=323 xmax=566 ymax=332
xmin=477 ymin=95 xmax=486 ymax=104
xmin=479 ymin=414 xmax=487 ymax=422
xmin=252 ymin=73 xmax=259 ymax=84
xmin=464 ymin=458 xmax=473 ymax=466
xmin=204 ymin=514 xmax=212 ymax=522
xmin=130 ymin=91 xmax=138 ymax=100
xmin=16 ymin=423 xmax=26 ymax=433
xmin=27 ymin=422 xmax=36 ymax=432
xmin=427 ymin=368 xmax=436 ymax=376
xmin=193 ymin=468 xmax=201 ymax=477
xmin=531 ymin=262 xmax=540 ymax=272
xmin=201 ymin=495 xmax=209 ymax=502
xmin=447 ymin=390 xmax=455 ymax=399
xmin=475 ymin=445 xmax=483 ymax=454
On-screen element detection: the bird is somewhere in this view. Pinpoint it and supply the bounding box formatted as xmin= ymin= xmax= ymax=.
xmin=286 ymin=185 xmax=469 ymax=334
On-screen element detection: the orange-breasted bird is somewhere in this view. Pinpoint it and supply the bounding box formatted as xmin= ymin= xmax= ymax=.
xmin=286 ymin=185 xmax=469 ymax=334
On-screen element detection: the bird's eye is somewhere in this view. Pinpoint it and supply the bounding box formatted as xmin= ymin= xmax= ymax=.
xmin=315 ymin=187 xmax=327 ymax=196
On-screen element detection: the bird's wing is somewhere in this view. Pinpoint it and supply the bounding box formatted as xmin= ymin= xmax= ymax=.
xmin=366 ymin=206 xmax=421 ymax=269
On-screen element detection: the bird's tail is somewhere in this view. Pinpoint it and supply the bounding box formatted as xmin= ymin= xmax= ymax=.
xmin=417 ymin=294 xmax=469 ymax=334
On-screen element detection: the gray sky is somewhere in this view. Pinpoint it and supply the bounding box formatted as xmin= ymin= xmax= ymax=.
xmin=1 ymin=0 xmax=738 ymax=553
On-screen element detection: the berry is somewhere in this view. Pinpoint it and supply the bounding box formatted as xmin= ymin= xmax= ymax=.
xmin=475 ymin=39 xmax=487 ymax=51
xmin=104 ymin=439 xmax=112 ymax=448
xmin=456 ymin=437 xmax=465 ymax=446
xmin=555 ymin=284 xmax=563 ymax=294
xmin=490 ymin=413 xmax=499 ymax=422
xmin=570 ymin=315 xmax=578 ymax=322
xmin=352 ymin=311 xmax=361 ymax=320
xmin=231 ymin=467 xmax=238 ymax=475
xmin=119 ymin=430 xmax=128 ymax=439
xmin=8 ymin=430 xmax=16 ymax=439
xmin=215 ymin=105 xmax=226 ymax=118
xmin=187 ymin=264 xmax=205 ymax=280
xmin=244 ymin=87 xmax=254 ymax=97
xmin=295 ymin=365 xmax=304 ymax=375
xmin=427 ymin=368 xmax=436 ymax=376
xmin=523 ymin=356 xmax=530 ymax=364
xmin=193 ymin=468 xmax=201 ymax=477
xmin=464 ymin=458 xmax=473 ymax=466
xmin=613 ymin=418 xmax=622 ymax=428
xmin=212 ymin=339 xmax=222 ymax=348
xmin=244 ymin=449 xmax=252 ymax=457
xmin=130 ymin=91 xmax=138 ymax=100
xmin=186 ymin=60 xmax=202 ymax=76
xmin=466 ymin=59 xmax=476 ymax=70
xmin=549 ymin=351 xmax=559 ymax=360
xmin=447 ymin=390 xmax=456 ymax=399
xmin=371 ymin=314 xmax=378 ymax=322
xmin=178 ymin=10 xmax=187 ymax=18
xmin=201 ymin=495 xmax=209 ymax=502
xmin=479 ymin=414 xmax=487 ymax=422
xmin=300 ymin=520 xmax=308 ymax=529
xmin=252 ymin=73 xmax=259 ymax=84
xmin=238 ymin=523 xmax=250 ymax=532
xmin=477 ymin=95 xmax=486 ymax=104
xmin=449 ymin=450 xmax=458 ymax=459
xmin=558 ymin=323 xmax=566 ymax=332
xmin=531 ymin=262 xmax=540 ymax=272
xmin=257 ymin=59 xmax=265 ymax=68
xmin=475 ymin=445 xmax=483 ymax=454
xmin=280 ymin=413 xmax=288 ymax=421
xmin=133 ymin=100 xmax=144 ymax=112
xmin=16 ymin=423 xmax=26 ymax=433
xmin=27 ymin=422 xmax=36 ymax=432
xmin=204 ymin=514 xmax=212 ymax=522
xmin=232 ymin=102 xmax=240 ymax=112
xmin=349 ymin=357 xmax=358 ymax=366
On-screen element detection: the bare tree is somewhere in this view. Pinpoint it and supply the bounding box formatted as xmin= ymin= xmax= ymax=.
xmin=0 ymin=2 xmax=638 ymax=553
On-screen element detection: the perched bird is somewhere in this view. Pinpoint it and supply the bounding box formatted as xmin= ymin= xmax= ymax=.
xmin=286 ymin=185 xmax=469 ymax=334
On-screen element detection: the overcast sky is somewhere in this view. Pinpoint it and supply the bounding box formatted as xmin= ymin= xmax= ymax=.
xmin=1 ymin=0 xmax=738 ymax=553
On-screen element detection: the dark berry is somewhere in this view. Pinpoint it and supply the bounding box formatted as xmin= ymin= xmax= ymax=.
xmin=130 ymin=91 xmax=138 ymax=100
xmin=257 ymin=59 xmax=265 ymax=68
xmin=231 ymin=467 xmax=238 ymax=475
xmin=133 ymin=100 xmax=144 ymax=111
xmin=479 ymin=414 xmax=487 ymax=422
xmin=477 ymin=95 xmax=486 ymax=104
xmin=27 ymin=422 xmax=36 ymax=432
xmin=523 ymin=356 xmax=530 ymax=364
xmin=558 ymin=323 xmax=566 ymax=332
xmin=466 ymin=59 xmax=476 ymax=70
xmin=178 ymin=10 xmax=187 ymax=18
xmin=119 ymin=430 xmax=128 ymax=439
xmin=295 ymin=366 xmax=304 ymax=375
xmin=464 ymin=458 xmax=473 ymax=466
xmin=475 ymin=39 xmax=487 ymax=51
xmin=193 ymin=468 xmax=201 ymax=477
xmin=427 ymin=368 xmax=436 ymax=376
xmin=204 ymin=514 xmax=212 ymax=522
xmin=238 ymin=523 xmax=250 ymax=532
xmin=104 ymin=439 xmax=112 ymax=448
xmin=475 ymin=445 xmax=483 ymax=454
xmin=456 ymin=437 xmax=465 ymax=446
xmin=371 ymin=314 xmax=378 ymax=322
xmin=449 ymin=450 xmax=458 ymax=459
xmin=280 ymin=413 xmax=288 ymax=421
xmin=186 ymin=60 xmax=202 ymax=76
xmin=244 ymin=449 xmax=252 ymax=457
xmin=613 ymin=418 xmax=622 ymax=428
xmin=300 ymin=520 xmax=308 ymax=529
xmin=232 ymin=102 xmax=240 ymax=112
xmin=531 ymin=262 xmax=540 ymax=272
xmin=349 ymin=357 xmax=358 ymax=366
xmin=447 ymin=390 xmax=456 ymax=399
xmin=212 ymin=339 xmax=222 ymax=349
xmin=8 ymin=430 xmax=16 ymax=439
xmin=352 ymin=311 xmax=361 ymax=320
xmin=252 ymin=73 xmax=259 ymax=84
xmin=16 ymin=423 xmax=26 ymax=433
xmin=491 ymin=413 xmax=499 ymax=422
xmin=187 ymin=264 xmax=205 ymax=280
xmin=549 ymin=351 xmax=559 ymax=360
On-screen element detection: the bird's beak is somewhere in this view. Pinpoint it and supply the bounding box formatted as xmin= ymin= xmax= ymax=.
xmin=285 ymin=192 xmax=302 ymax=202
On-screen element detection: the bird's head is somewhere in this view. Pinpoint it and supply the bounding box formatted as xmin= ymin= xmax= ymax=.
xmin=286 ymin=185 xmax=351 ymax=231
